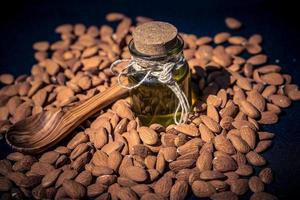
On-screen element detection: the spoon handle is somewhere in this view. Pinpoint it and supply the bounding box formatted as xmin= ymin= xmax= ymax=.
xmin=54 ymin=79 xmax=129 ymax=140
xmin=6 ymin=79 xmax=129 ymax=154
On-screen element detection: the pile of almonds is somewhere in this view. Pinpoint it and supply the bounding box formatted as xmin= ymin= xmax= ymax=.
xmin=1 ymin=13 xmax=300 ymax=200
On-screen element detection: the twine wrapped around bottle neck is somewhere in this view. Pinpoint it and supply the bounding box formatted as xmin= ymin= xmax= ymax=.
xmin=110 ymin=55 xmax=190 ymax=124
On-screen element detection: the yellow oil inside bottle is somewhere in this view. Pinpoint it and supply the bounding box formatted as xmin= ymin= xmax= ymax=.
xmin=129 ymin=62 xmax=192 ymax=126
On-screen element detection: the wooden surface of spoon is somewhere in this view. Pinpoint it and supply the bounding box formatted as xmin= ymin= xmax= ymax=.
xmin=5 ymin=79 xmax=129 ymax=154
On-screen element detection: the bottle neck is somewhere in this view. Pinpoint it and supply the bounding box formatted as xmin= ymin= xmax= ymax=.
xmin=128 ymin=35 xmax=185 ymax=67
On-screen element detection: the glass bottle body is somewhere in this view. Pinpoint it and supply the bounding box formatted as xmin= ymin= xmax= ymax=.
xmin=128 ymin=36 xmax=191 ymax=126
xmin=129 ymin=61 xmax=191 ymax=126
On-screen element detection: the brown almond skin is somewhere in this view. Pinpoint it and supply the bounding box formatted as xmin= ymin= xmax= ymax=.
xmin=192 ymin=180 xmax=216 ymax=197
xmin=259 ymin=167 xmax=273 ymax=184
xmin=258 ymin=111 xmax=278 ymax=124
xmin=200 ymin=170 xmax=225 ymax=180
xmin=255 ymin=140 xmax=272 ymax=153
xmin=131 ymin=184 xmax=152 ymax=197
xmin=67 ymin=132 xmax=88 ymax=149
xmin=154 ymin=175 xmax=173 ymax=198
xmin=196 ymin=150 xmax=212 ymax=172
xmin=212 ymin=156 xmax=237 ymax=172
xmin=75 ymin=170 xmax=93 ymax=186
xmin=228 ymin=135 xmax=250 ymax=154
xmin=214 ymin=135 xmax=236 ymax=155
xmin=261 ymin=72 xmax=284 ymax=85
xmin=42 ymin=169 xmax=62 ymax=188
xmin=138 ymin=126 xmax=158 ymax=145
xmin=230 ymin=178 xmax=248 ymax=195
xmin=126 ymin=166 xmax=148 ymax=182
xmin=62 ymin=179 xmax=86 ymax=199
xmin=210 ymin=191 xmax=238 ymax=200
xmin=170 ymin=180 xmax=188 ymax=200
xmin=39 ymin=151 xmax=60 ymax=164
xmin=6 ymin=152 xmax=24 ymax=162
xmin=141 ymin=192 xmax=164 ymax=200
xmin=12 ymin=155 xmax=37 ymax=172
xmin=87 ymin=183 xmax=107 ymax=197
xmin=249 ymin=176 xmax=264 ymax=192
xmin=250 ymin=192 xmax=278 ymax=200
xmin=268 ymin=94 xmax=291 ymax=108
xmin=240 ymin=126 xmax=257 ymax=149
xmin=235 ymin=164 xmax=253 ymax=176
xmin=174 ymin=124 xmax=199 ymax=137
xmin=169 ymin=159 xmax=195 ymax=172
xmin=0 ymin=177 xmax=13 ymax=192
xmin=239 ymin=100 xmax=260 ymax=119
xmin=246 ymin=151 xmax=266 ymax=166
xmin=200 ymin=115 xmax=221 ymax=133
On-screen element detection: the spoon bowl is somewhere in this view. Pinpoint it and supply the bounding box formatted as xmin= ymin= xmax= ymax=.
xmin=5 ymin=81 xmax=128 ymax=154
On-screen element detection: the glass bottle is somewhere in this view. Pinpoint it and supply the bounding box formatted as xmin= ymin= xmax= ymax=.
xmin=127 ymin=21 xmax=191 ymax=126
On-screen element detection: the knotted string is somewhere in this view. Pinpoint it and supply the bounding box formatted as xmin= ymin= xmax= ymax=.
xmin=110 ymin=56 xmax=190 ymax=124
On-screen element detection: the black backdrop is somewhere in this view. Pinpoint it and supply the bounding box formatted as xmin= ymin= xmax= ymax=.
xmin=1 ymin=0 xmax=300 ymax=199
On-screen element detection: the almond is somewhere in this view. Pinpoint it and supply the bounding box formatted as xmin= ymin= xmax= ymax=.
xmin=200 ymin=170 xmax=225 ymax=180
xmin=239 ymin=100 xmax=260 ymax=119
xmin=210 ymin=191 xmax=238 ymax=200
xmin=259 ymin=167 xmax=273 ymax=184
xmin=225 ymin=17 xmax=242 ymax=29
xmin=214 ymin=135 xmax=236 ymax=155
xmin=161 ymin=147 xmax=177 ymax=162
xmin=258 ymin=111 xmax=278 ymax=124
xmin=200 ymin=115 xmax=221 ymax=133
xmin=154 ymin=175 xmax=173 ymax=198
xmin=126 ymin=166 xmax=147 ymax=182
xmin=247 ymin=54 xmax=267 ymax=65
xmin=235 ymin=164 xmax=253 ymax=176
xmin=230 ymin=178 xmax=248 ymax=195
xmin=138 ymin=126 xmax=158 ymax=145
xmin=87 ymin=183 xmax=107 ymax=197
xmin=268 ymin=94 xmax=291 ymax=108
xmin=91 ymin=166 xmax=114 ymax=176
xmin=261 ymin=73 xmax=284 ymax=85
xmin=113 ymin=100 xmax=134 ymax=120
xmin=117 ymin=187 xmax=138 ymax=200
xmin=42 ymin=169 xmax=62 ymax=188
xmin=199 ymin=123 xmax=215 ymax=142
xmin=12 ymin=155 xmax=37 ymax=172
xmin=247 ymin=90 xmax=266 ymax=111
xmin=40 ymin=151 xmax=60 ymax=164
xmin=0 ymin=177 xmax=13 ymax=192
xmin=94 ymin=127 xmax=108 ymax=149
xmin=56 ymin=169 xmax=78 ymax=188
xmin=246 ymin=151 xmax=266 ymax=166
xmin=212 ymin=156 xmax=237 ymax=172
xmin=249 ymin=176 xmax=264 ymax=192
xmin=75 ymin=170 xmax=93 ymax=186
xmin=174 ymin=123 xmax=199 ymax=137
xmin=240 ymin=126 xmax=257 ymax=149
xmin=255 ymin=140 xmax=272 ymax=153
xmin=196 ymin=150 xmax=213 ymax=172
xmin=67 ymin=132 xmax=88 ymax=149
xmin=228 ymin=135 xmax=250 ymax=153
xmin=131 ymin=184 xmax=152 ymax=197
xmin=192 ymin=180 xmax=216 ymax=197
xmin=250 ymin=192 xmax=278 ymax=200
xmin=63 ymin=179 xmax=86 ymax=199
xmin=169 ymin=159 xmax=195 ymax=172
xmin=169 ymin=180 xmax=188 ymax=200
xmin=214 ymin=32 xmax=231 ymax=44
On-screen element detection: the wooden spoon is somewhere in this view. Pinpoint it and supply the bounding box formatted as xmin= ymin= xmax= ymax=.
xmin=5 ymin=79 xmax=129 ymax=154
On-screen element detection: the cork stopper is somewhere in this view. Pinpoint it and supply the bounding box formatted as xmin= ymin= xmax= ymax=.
xmin=132 ymin=21 xmax=178 ymax=56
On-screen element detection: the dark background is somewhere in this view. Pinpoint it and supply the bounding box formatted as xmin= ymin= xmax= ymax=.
xmin=1 ymin=0 xmax=300 ymax=199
